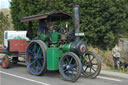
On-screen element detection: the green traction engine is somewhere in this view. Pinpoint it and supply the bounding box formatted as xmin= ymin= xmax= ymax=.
xmin=21 ymin=5 xmax=101 ymax=82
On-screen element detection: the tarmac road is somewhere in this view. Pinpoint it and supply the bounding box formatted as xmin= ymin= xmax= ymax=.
xmin=0 ymin=63 xmax=128 ymax=85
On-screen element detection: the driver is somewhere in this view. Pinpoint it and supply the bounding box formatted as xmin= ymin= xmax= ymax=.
xmin=47 ymin=24 xmax=56 ymax=32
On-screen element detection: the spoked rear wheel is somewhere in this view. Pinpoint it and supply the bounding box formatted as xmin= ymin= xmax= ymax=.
xmin=82 ymin=51 xmax=101 ymax=78
xmin=59 ymin=52 xmax=82 ymax=82
xmin=26 ymin=40 xmax=47 ymax=76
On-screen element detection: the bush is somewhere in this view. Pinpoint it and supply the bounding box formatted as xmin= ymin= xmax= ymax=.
xmin=10 ymin=0 xmax=128 ymax=48
xmin=88 ymin=46 xmax=113 ymax=68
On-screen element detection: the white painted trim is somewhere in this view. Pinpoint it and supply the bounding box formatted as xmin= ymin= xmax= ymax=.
xmin=98 ymin=76 xmax=122 ymax=82
xmin=0 ymin=71 xmax=51 ymax=85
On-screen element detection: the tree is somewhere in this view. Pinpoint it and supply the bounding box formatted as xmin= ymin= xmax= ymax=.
xmin=10 ymin=0 xmax=128 ymax=48
xmin=78 ymin=0 xmax=128 ymax=48
xmin=0 ymin=11 xmax=10 ymax=43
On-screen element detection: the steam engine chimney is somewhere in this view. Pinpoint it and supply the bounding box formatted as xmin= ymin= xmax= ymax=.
xmin=73 ymin=5 xmax=80 ymax=41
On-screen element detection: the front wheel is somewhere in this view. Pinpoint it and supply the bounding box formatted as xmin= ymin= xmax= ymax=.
xmin=82 ymin=51 xmax=101 ymax=78
xmin=59 ymin=52 xmax=82 ymax=82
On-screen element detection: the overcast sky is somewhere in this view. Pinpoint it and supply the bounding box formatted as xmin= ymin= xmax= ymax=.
xmin=0 ymin=0 xmax=11 ymax=9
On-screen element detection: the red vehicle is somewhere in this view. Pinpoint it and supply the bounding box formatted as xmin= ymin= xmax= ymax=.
xmin=0 ymin=31 xmax=29 ymax=68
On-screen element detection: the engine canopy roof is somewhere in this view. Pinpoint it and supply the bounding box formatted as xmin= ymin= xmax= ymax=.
xmin=20 ymin=11 xmax=72 ymax=22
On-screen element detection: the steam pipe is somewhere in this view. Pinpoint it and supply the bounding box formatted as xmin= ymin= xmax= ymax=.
xmin=73 ymin=5 xmax=80 ymax=41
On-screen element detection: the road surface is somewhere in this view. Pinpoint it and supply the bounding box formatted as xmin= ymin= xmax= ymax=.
xmin=0 ymin=63 xmax=128 ymax=85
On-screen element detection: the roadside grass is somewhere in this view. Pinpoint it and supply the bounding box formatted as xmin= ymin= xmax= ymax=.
xmin=88 ymin=45 xmax=128 ymax=74
xmin=102 ymin=66 xmax=128 ymax=74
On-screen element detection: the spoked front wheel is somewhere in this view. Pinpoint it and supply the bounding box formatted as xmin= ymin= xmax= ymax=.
xmin=59 ymin=52 xmax=82 ymax=82
xmin=26 ymin=40 xmax=47 ymax=76
xmin=82 ymin=51 xmax=101 ymax=78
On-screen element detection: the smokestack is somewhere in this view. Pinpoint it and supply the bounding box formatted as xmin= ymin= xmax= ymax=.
xmin=73 ymin=5 xmax=80 ymax=41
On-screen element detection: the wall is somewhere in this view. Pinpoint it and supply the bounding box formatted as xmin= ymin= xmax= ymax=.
xmin=119 ymin=38 xmax=128 ymax=57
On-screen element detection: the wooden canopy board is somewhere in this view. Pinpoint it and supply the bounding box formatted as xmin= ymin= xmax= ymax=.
xmin=20 ymin=11 xmax=72 ymax=22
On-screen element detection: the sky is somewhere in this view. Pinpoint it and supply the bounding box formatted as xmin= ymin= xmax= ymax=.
xmin=0 ymin=0 xmax=11 ymax=9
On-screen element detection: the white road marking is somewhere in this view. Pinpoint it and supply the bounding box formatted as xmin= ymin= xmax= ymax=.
xmin=0 ymin=71 xmax=51 ymax=85
xmin=98 ymin=76 xmax=122 ymax=82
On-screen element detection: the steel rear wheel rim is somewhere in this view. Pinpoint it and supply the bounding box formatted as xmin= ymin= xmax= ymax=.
xmin=26 ymin=42 xmax=44 ymax=75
